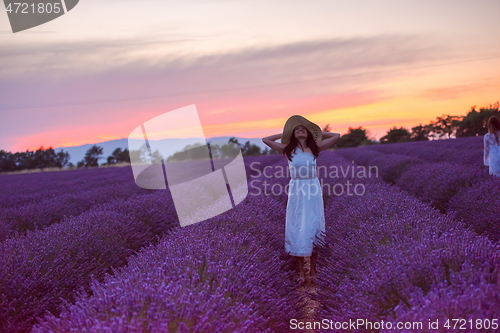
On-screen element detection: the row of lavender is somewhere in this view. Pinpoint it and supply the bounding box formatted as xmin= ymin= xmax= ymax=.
xmin=30 ymin=157 xmax=306 ymax=332
xmin=314 ymin=153 xmax=500 ymax=331
xmin=0 ymin=190 xmax=178 ymax=333
xmin=0 ymin=155 xmax=282 ymax=242
xmin=0 ymin=174 xmax=151 ymax=241
xmin=0 ymin=168 xmax=150 ymax=242
xmin=0 ymin=167 xmax=134 ymax=207
xmin=0 ymin=155 xmax=282 ymax=209
xmin=369 ymin=135 xmax=484 ymax=167
xmin=335 ymin=136 xmax=500 ymax=242
xmin=0 ymin=154 xmax=284 ymax=332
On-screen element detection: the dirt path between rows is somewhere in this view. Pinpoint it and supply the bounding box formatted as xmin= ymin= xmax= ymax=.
xmin=294 ymin=257 xmax=321 ymax=333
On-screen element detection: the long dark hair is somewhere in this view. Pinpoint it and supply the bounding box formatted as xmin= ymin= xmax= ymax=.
xmin=487 ymin=116 xmax=500 ymax=145
xmin=282 ymin=126 xmax=320 ymax=162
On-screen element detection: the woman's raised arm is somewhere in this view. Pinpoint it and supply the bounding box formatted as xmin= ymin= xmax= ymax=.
xmin=262 ymin=133 xmax=286 ymax=153
xmin=318 ymin=132 xmax=341 ymax=151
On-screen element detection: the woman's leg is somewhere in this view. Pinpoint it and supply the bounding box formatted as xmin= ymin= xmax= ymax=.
xmin=310 ymin=250 xmax=318 ymax=277
xmin=296 ymin=256 xmax=305 ymax=281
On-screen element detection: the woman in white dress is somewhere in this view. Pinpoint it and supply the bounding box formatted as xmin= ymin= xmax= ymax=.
xmin=262 ymin=115 xmax=340 ymax=284
xmin=484 ymin=116 xmax=500 ymax=177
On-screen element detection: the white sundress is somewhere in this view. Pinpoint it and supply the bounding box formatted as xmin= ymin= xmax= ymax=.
xmin=285 ymin=147 xmax=326 ymax=257
xmin=484 ymin=133 xmax=500 ymax=177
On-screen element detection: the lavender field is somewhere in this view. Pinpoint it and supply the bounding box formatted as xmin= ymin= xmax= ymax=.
xmin=335 ymin=136 xmax=500 ymax=242
xmin=1 ymin=137 xmax=499 ymax=333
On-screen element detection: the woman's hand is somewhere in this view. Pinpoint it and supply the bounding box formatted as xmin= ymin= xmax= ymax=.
xmin=318 ymin=132 xmax=341 ymax=151
xmin=262 ymin=133 xmax=286 ymax=153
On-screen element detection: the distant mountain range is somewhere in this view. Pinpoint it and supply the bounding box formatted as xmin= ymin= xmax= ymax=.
xmin=55 ymin=136 xmax=272 ymax=165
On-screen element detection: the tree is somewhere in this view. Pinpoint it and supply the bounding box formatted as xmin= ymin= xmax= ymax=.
xmin=428 ymin=114 xmax=462 ymax=139
xmin=222 ymin=137 xmax=261 ymax=157
xmin=55 ymin=150 xmax=70 ymax=168
xmin=456 ymin=103 xmax=499 ymax=137
xmin=268 ymin=145 xmax=280 ymax=155
xmin=0 ymin=150 xmax=16 ymax=172
xmin=106 ymin=148 xmax=131 ymax=165
xmin=228 ymin=137 xmax=239 ymax=146
xmin=129 ymin=149 xmax=142 ymax=163
xmin=33 ymin=147 xmax=50 ymax=169
xmin=30 ymin=146 xmax=70 ymax=170
xmin=380 ymin=127 xmax=411 ymax=144
xmin=410 ymin=124 xmax=432 ymax=141
xmin=167 ymin=143 xmax=203 ymax=162
xmin=0 ymin=147 xmax=70 ymax=172
xmin=81 ymin=145 xmax=104 ymax=167
xmin=335 ymin=127 xmax=370 ymax=148
xmin=130 ymin=144 xmax=163 ymax=163
xmin=241 ymin=141 xmax=261 ymax=157
xmin=261 ymin=146 xmax=280 ymax=155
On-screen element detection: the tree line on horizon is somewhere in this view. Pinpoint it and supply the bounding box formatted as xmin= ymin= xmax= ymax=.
xmin=0 ymin=146 xmax=132 ymax=173
xmin=0 ymin=102 xmax=498 ymax=173
xmin=263 ymin=102 xmax=499 ymax=152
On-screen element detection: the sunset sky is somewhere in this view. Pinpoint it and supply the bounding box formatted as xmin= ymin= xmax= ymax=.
xmin=1 ymin=0 xmax=500 ymax=152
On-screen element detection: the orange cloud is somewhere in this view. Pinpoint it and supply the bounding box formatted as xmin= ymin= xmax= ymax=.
xmin=420 ymin=83 xmax=490 ymax=101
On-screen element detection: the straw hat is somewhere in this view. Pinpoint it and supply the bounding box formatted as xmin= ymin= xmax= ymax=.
xmin=281 ymin=115 xmax=322 ymax=145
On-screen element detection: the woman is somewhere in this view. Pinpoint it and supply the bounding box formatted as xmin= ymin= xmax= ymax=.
xmin=484 ymin=116 xmax=500 ymax=177
xmin=262 ymin=115 xmax=340 ymax=284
